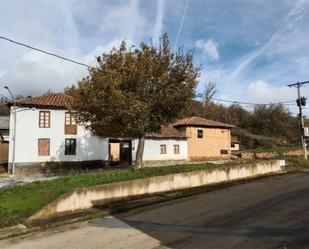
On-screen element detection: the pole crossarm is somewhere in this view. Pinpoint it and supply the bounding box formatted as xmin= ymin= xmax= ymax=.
xmin=287 ymin=81 xmax=309 ymax=87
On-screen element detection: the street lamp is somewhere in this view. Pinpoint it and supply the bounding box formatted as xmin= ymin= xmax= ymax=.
xmin=4 ymin=86 xmax=16 ymax=175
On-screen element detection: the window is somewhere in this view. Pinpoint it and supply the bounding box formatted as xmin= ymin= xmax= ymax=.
xmin=173 ymin=145 xmax=180 ymax=154
xmin=220 ymin=149 xmax=229 ymax=155
xmin=197 ymin=129 xmax=203 ymax=139
xmin=38 ymin=139 xmax=50 ymax=156
xmin=65 ymin=112 xmax=77 ymax=134
xmin=65 ymin=139 xmax=76 ymax=155
xmin=39 ymin=111 xmax=50 ymax=128
xmin=160 ymin=144 xmax=167 ymax=154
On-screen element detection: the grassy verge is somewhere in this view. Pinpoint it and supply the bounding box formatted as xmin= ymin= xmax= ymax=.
xmin=0 ymin=162 xmax=221 ymax=228
xmin=284 ymin=156 xmax=309 ymax=171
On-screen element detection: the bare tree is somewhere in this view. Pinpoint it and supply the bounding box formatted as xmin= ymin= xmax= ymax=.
xmin=202 ymin=82 xmax=216 ymax=118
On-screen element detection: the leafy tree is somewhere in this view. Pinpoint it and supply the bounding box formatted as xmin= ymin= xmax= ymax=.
xmin=66 ymin=34 xmax=200 ymax=167
xmin=250 ymin=104 xmax=299 ymax=144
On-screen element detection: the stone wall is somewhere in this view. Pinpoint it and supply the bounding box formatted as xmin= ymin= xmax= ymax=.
xmin=239 ymin=150 xmax=304 ymax=160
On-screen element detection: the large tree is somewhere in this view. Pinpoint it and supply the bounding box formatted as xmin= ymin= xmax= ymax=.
xmin=66 ymin=34 xmax=200 ymax=167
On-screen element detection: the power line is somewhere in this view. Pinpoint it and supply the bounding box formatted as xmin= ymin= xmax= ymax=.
xmin=195 ymin=94 xmax=295 ymax=106
xmin=212 ymin=98 xmax=295 ymax=106
xmin=0 ymin=35 xmax=93 ymax=69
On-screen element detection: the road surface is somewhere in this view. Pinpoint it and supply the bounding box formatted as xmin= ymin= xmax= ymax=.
xmin=1 ymin=173 xmax=309 ymax=249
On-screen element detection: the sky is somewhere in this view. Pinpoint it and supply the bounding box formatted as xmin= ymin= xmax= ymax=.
xmin=0 ymin=0 xmax=309 ymax=113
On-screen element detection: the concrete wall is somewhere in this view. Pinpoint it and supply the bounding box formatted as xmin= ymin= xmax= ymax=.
xmin=8 ymin=107 xmax=109 ymax=167
xmin=29 ymin=160 xmax=284 ymax=220
xmin=184 ymin=126 xmax=231 ymax=160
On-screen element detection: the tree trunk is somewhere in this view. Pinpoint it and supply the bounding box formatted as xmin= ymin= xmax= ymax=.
xmin=134 ymin=136 xmax=145 ymax=169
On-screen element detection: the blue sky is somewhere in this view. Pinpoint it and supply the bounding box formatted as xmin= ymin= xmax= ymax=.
xmin=0 ymin=0 xmax=309 ymax=113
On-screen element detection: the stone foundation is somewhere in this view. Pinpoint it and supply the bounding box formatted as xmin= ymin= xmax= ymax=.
xmin=142 ymin=160 xmax=188 ymax=167
xmin=189 ymin=155 xmax=230 ymax=161
xmin=11 ymin=160 xmax=108 ymax=176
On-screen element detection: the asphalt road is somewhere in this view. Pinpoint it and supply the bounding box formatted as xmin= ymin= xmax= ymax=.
xmin=1 ymin=172 xmax=309 ymax=249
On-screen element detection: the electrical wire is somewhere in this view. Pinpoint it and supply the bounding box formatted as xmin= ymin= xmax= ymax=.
xmin=0 ymin=35 xmax=93 ymax=69
xmin=212 ymin=98 xmax=295 ymax=106
xmin=196 ymin=94 xmax=296 ymax=106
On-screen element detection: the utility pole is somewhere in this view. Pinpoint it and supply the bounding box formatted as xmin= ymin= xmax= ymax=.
xmin=4 ymin=86 xmax=16 ymax=175
xmin=287 ymin=81 xmax=309 ymax=160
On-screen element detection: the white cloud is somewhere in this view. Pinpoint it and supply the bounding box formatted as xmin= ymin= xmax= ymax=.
xmin=153 ymin=0 xmax=165 ymax=42
xmin=0 ymin=0 xmax=152 ymax=96
xmin=0 ymin=39 xmax=129 ymax=96
xmin=98 ymin=0 xmax=149 ymax=42
xmin=195 ymin=39 xmax=220 ymax=61
xmin=209 ymin=78 xmax=305 ymax=113
xmin=243 ymin=80 xmax=294 ymax=103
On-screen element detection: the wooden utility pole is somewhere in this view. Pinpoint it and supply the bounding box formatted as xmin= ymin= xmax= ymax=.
xmin=287 ymin=81 xmax=309 ymax=160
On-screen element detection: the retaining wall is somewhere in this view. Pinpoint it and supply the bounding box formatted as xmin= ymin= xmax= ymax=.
xmin=29 ymin=160 xmax=284 ymax=221
xmin=239 ymin=150 xmax=304 ymax=160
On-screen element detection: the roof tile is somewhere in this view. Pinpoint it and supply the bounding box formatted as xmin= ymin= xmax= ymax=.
xmin=145 ymin=126 xmax=187 ymax=139
xmin=173 ymin=116 xmax=234 ymax=128
xmin=8 ymin=93 xmax=72 ymax=109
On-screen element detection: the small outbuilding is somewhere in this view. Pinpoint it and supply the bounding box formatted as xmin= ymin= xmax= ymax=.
xmin=231 ymin=138 xmax=240 ymax=151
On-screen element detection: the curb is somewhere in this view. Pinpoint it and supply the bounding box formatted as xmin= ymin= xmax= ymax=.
xmin=0 ymin=224 xmax=27 ymax=240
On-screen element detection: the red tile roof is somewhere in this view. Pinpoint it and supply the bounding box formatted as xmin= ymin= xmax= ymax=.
xmin=7 ymin=93 xmax=72 ymax=109
xmin=8 ymin=94 xmax=233 ymax=135
xmin=173 ymin=116 xmax=234 ymax=129
xmin=145 ymin=126 xmax=187 ymax=139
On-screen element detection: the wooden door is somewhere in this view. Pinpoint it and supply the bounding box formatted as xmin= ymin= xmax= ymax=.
xmin=120 ymin=140 xmax=132 ymax=166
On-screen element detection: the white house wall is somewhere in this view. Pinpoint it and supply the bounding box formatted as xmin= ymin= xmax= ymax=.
xmin=8 ymin=107 xmax=189 ymax=170
xmin=142 ymin=139 xmax=188 ymax=161
xmin=8 ymin=107 xmax=109 ymax=164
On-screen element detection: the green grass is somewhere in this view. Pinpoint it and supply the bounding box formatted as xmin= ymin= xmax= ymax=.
xmin=0 ymin=163 xmax=221 ymax=228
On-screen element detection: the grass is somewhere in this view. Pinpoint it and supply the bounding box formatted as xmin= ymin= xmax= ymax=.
xmin=0 ymin=162 xmax=221 ymax=228
xmin=284 ymin=156 xmax=309 ymax=171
